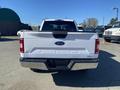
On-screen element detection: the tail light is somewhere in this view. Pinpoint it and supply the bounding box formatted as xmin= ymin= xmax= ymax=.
xmin=20 ymin=38 xmax=24 ymax=53
xmin=95 ymin=39 xmax=99 ymax=54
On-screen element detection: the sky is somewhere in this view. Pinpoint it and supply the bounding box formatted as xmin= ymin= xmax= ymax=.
xmin=1 ymin=0 xmax=120 ymax=25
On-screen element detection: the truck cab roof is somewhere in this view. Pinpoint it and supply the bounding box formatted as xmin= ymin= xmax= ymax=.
xmin=44 ymin=19 xmax=74 ymax=22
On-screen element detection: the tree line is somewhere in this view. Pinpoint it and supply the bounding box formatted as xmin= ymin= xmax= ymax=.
xmin=79 ymin=17 xmax=118 ymax=28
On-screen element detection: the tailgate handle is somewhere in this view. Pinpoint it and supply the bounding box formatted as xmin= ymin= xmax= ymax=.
xmin=55 ymin=41 xmax=65 ymax=46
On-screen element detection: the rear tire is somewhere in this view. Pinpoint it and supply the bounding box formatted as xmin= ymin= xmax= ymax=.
xmin=80 ymin=69 xmax=88 ymax=73
xmin=30 ymin=68 xmax=41 ymax=72
xmin=104 ymin=38 xmax=111 ymax=42
xmin=30 ymin=68 xmax=54 ymax=73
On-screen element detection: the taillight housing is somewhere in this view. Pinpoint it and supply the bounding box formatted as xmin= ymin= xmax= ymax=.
xmin=20 ymin=38 xmax=24 ymax=53
xmin=95 ymin=39 xmax=99 ymax=54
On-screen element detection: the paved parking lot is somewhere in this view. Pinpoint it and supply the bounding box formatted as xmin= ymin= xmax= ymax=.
xmin=0 ymin=37 xmax=120 ymax=90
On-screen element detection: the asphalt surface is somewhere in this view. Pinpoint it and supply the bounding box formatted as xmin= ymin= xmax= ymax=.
xmin=0 ymin=37 xmax=120 ymax=90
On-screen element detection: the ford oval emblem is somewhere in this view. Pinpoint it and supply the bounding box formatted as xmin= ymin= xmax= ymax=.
xmin=55 ymin=41 xmax=65 ymax=46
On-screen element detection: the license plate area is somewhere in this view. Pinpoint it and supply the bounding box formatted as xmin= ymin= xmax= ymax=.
xmin=46 ymin=59 xmax=70 ymax=68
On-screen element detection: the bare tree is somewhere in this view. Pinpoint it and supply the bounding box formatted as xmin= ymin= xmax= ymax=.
xmin=85 ymin=18 xmax=98 ymax=28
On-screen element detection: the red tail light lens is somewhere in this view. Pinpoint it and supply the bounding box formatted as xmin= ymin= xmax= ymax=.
xmin=20 ymin=38 xmax=24 ymax=53
xmin=95 ymin=39 xmax=99 ymax=54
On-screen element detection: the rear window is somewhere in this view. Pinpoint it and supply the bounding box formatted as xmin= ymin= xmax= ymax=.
xmin=83 ymin=28 xmax=95 ymax=33
xmin=41 ymin=20 xmax=77 ymax=32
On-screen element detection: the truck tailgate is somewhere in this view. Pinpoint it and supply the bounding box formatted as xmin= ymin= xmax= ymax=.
xmin=21 ymin=32 xmax=98 ymax=59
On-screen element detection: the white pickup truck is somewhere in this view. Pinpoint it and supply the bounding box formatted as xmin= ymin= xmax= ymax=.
xmin=19 ymin=19 xmax=99 ymax=71
xmin=103 ymin=22 xmax=120 ymax=42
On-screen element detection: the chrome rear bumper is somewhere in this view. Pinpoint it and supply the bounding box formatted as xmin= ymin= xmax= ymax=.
xmin=20 ymin=58 xmax=99 ymax=70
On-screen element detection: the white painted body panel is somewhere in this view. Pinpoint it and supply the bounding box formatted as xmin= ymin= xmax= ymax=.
xmin=103 ymin=28 xmax=120 ymax=36
xmin=20 ymin=31 xmax=99 ymax=59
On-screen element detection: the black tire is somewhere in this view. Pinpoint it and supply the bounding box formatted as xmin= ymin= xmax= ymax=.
xmin=104 ymin=38 xmax=111 ymax=42
xmin=30 ymin=68 xmax=41 ymax=72
xmin=30 ymin=68 xmax=54 ymax=73
xmin=79 ymin=69 xmax=88 ymax=73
